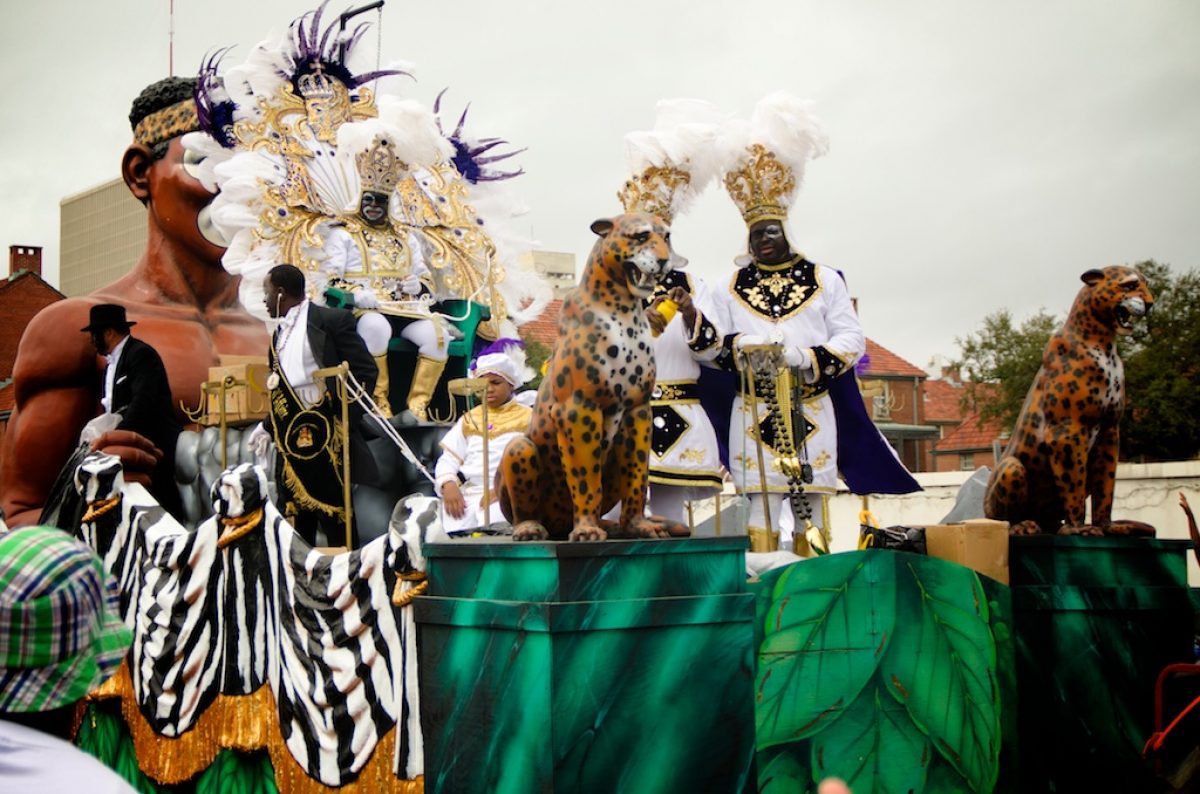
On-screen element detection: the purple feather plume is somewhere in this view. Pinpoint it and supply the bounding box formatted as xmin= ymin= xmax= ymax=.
xmin=434 ymin=88 xmax=526 ymax=184
xmin=195 ymin=47 xmax=238 ymax=149
xmin=286 ymin=1 xmax=410 ymax=94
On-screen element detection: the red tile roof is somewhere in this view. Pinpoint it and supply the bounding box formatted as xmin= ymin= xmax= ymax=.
xmin=863 ymin=338 xmax=926 ymax=378
xmin=924 ymin=379 xmax=964 ymax=423
xmin=934 ymin=410 xmax=1008 ymax=452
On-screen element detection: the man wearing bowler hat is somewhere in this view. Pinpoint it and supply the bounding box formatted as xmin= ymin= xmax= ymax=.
xmin=81 ymin=304 xmax=182 ymax=516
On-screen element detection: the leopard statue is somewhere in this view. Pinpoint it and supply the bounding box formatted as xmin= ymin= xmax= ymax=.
xmin=497 ymin=213 xmax=688 ymax=541
xmin=984 ymin=265 xmax=1154 ymax=535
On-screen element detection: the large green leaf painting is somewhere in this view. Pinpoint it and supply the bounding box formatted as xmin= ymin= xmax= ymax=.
xmin=194 ymin=750 xmax=279 ymax=794
xmin=758 ymin=746 xmax=814 ymax=794
xmin=77 ymin=702 xmax=163 ymax=793
xmin=810 ymin=685 xmax=931 ymax=794
xmin=752 ymin=551 xmax=1005 ymax=794
xmin=756 ymin=553 xmax=896 ymax=748
xmin=882 ymin=560 xmax=999 ymax=793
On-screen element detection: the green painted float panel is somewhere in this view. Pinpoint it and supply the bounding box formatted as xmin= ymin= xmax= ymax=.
xmin=416 ymin=537 xmax=756 ymax=794
xmin=1010 ymin=535 xmax=1196 ymax=794
xmin=424 ymin=535 xmax=748 ymax=602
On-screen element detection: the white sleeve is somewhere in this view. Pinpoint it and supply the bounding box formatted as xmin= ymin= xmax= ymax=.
xmin=433 ymin=419 xmax=468 ymax=495
xmin=818 ymin=267 xmax=866 ymax=367
xmin=408 ymin=231 xmax=430 ymax=278
xmin=320 ymin=227 xmax=362 ymax=279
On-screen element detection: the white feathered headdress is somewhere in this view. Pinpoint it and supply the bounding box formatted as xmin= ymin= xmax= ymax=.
xmin=721 ymin=92 xmax=829 ymax=227
xmin=617 ymin=98 xmax=725 ymax=225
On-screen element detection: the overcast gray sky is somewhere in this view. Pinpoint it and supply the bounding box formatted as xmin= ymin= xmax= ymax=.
xmin=1 ymin=0 xmax=1197 ymax=369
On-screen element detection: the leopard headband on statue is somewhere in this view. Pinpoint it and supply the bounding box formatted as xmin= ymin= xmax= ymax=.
xmin=134 ymin=99 xmax=201 ymax=149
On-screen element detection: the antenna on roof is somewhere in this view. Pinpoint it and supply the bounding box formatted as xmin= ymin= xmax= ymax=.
xmin=168 ymin=0 xmax=175 ymax=76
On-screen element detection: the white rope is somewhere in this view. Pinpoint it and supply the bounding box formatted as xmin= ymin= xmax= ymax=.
xmin=343 ymin=370 xmax=437 ymax=484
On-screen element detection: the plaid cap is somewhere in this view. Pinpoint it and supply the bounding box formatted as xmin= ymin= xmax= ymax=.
xmin=0 ymin=526 xmax=131 ymax=713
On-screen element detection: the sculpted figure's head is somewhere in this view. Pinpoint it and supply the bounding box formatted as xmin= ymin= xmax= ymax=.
xmin=121 ymin=77 xmax=226 ymax=264
xmin=748 ymin=219 xmax=791 ymax=265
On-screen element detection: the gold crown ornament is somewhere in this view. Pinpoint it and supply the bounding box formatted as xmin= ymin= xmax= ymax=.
xmin=617 ymin=165 xmax=691 ymax=225
xmin=297 ymin=61 xmax=353 ymax=141
xmin=616 ymin=99 xmax=724 ymax=226
xmin=355 ymin=136 xmax=406 ymax=195
xmin=721 ymin=92 xmax=828 ymax=229
xmin=723 ymin=143 xmax=795 ymax=226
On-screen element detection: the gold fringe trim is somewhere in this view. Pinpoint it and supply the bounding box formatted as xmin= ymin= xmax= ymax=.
xmin=83 ymin=495 xmax=122 ymax=523
xmin=88 ymin=663 xmax=422 ymax=793
xmin=280 ymin=457 xmax=343 ymax=518
xmin=392 ymin=579 xmax=428 ymax=608
xmin=217 ymin=507 xmax=264 ymax=549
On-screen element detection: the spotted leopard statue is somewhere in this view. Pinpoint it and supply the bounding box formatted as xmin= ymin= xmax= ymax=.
xmin=498 ymin=213 xmax=688 ymax=541
xmin=984 ymin=265 xmax=1155 ymax=535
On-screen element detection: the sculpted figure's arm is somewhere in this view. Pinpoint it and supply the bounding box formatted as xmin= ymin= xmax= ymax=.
xmin=0 ymin=306 xmax=98 ymax=526
xmin=0 ymin=303 xmax=156 ymax=526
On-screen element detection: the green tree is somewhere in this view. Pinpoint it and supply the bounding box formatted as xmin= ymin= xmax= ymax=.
xmin=952 ymin=260 xmax=1200 ymax=462
xmin=520 ymin=336 xmax=552 ymax=391
xmin=953 ymin=308 xmax=1058 ymax=429
xmin=1117 ymin=261 xmax=1200 ymax=461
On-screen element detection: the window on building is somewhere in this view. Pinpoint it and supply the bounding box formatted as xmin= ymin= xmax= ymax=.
xmin=959 ymin=453 xmax=974 ymax=471
xmin=871 ymin=382 xmax=894 ymax=421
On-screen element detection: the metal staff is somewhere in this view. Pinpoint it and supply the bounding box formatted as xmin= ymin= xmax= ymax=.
xmin=739 ymin=345 xmax=781 ymax=551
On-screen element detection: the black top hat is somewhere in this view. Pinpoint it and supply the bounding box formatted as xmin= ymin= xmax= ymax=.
xmin=80 ymin=304 xmax=137 ymax=333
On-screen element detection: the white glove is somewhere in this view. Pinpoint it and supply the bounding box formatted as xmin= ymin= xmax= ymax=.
xmin=353 ymin=288 xmax=380 ymax=310
xmin=248 ymin=422 xmax=273 ymax=468
xmin=399 ymin=273 xmax=423 ymax=296
xmin=735 ymin=334 xmax=766 ymax=351
xmin=783 ymin=346 xmax=812 ymax=370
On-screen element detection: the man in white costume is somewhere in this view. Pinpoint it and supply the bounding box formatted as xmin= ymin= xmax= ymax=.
xmin=710 ymin=93 xmax=863 ymax=555
xmin=617 ymin=99 xmax=726 ymax=525
xmin=316 ymin=136 xmax=451 ymax=422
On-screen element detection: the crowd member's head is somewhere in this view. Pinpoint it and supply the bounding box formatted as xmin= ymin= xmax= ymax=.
xmin=817 ymin=777 xmax=852 ymax=794
xmin=263 ymin=264 xmax=308 ymax=319
xmin=0 ymin=526 xmax=131 ymax=739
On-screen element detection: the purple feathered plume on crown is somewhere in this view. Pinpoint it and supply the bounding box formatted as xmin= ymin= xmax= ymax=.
xmin=433 ymin=89 xmax=526 ymax=184
xmin=855 ymin=353 xmax=872 ymax=377
xmin=287 ymin=1 xmax=410 ymax=93
xmin=195 ymin=47 xmax=239 ymax=149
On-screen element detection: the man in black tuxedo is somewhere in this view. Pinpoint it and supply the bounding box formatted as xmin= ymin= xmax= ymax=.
xmin=82 ymin=303 xmax=182 ymax=516
xmin=257 ymin=264 xmax=378 ymax=545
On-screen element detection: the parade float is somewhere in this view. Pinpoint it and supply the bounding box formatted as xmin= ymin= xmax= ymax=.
xmin=6 ymin=3 xmax=1196 ymax=793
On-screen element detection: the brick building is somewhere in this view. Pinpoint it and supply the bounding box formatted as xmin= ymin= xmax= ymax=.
xmin=922 ymin=377 xmax=967 ymax=471
xmin=0 ymin=246 xmax=66 ymax=457
xmin=930 ymin=410 xmax=1008 ymax=472
xmin=856 ymin=340 xmax=939 ymax=472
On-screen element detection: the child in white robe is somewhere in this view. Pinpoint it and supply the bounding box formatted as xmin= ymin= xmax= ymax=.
xmin=433 ymin=340 xmax=534 ymax=533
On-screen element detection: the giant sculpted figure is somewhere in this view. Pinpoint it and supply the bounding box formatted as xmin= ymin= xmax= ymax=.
xmin=0 ymin=77 xmax=268 ymax=526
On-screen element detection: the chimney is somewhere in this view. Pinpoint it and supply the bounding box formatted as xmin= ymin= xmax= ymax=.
xmin=8 ymin=245 xmax=42 ymax=279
